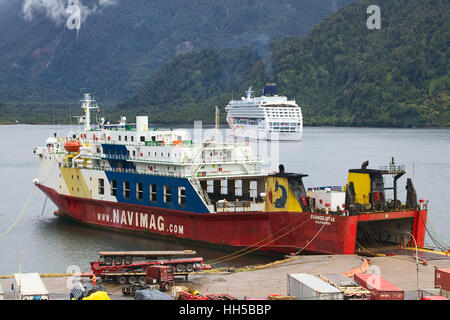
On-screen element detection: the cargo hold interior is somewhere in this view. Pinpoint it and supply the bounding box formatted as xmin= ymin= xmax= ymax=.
xmin=355 ymin=217 xmax=415 ymax=254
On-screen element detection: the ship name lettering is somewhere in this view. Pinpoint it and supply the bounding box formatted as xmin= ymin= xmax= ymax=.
xmin=108 ymin=209 xmax=182 ymax=235
xmin=157 ymin=216 xmax=164 ymax=231
xmin=140 ymin=213 xmax=148 ymax=228
xmin=120 ymin=210 xmax=127 ymax=225
xmin=113 ymin=210 xmax=120 ymax=223
xmin=149 ymin=214 xmax=156 ymax=230
xmin=310 ymin=214 xmax=335 ymax=223
xmin=127 ymin=211 xmax=134 ymax=225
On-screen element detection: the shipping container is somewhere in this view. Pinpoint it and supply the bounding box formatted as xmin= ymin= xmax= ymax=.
xmin=354 ymin=273 xmax=404 ymax=300
xmin=287 ymin=273 xmax=344 ymax=300
xmin=435 ymin=268 xmax=450 ymax=292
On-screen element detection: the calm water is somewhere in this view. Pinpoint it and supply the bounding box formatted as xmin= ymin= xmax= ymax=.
xmin=0 ymin=125 xmax=449 ymax=275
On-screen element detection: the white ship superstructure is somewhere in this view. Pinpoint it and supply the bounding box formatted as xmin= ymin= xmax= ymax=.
xmin=34 ymin=94 xmax=267 ymax=216
xmin=225 ymin=84 xmax=303 ymax=141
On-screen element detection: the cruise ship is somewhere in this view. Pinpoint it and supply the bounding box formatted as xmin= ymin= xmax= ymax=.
xmin=33 ymin=94 xmax=429 ymax=256
xmin=225 ymin=83 xmax=303 ymax=141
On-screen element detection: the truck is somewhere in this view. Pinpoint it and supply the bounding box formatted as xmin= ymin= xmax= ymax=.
xmin=287 ymin=273 xmax=344 ymax=300
xmin=146 ymin=265 xmax=174 ymax=292
xmin=122 ymin=265 xmax=175 ymax=295
xmin=12 ymin=273 xmax=49 ymax=300
xmin=90 ymin=250 xmax=211 ymax=284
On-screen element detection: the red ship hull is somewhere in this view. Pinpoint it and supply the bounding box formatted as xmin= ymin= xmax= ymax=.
xmin=38 ymin=184 xmax=428 ymax=255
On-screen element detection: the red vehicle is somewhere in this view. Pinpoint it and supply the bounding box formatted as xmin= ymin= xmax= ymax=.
xmin=90 ymin=251 xmax=211 ymax=284
xmin=146 ymin=266 xmax=174 ymax=292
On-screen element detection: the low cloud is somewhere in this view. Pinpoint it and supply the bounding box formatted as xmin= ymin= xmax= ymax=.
xmin=22 ymin=0 xmax=118 ymax=25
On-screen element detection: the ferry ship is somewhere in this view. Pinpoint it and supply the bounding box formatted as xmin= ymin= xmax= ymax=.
xmin=225 ymin=83 xmax=303 ymax=141
xmin=33 ymin=94 xmax=428 ymax=255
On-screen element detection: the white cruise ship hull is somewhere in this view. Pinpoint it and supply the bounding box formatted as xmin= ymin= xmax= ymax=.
xmin=225 ymin=84 xmax=303 ymax=142
xmin=229 ymin=123 xmax=302 ymax=141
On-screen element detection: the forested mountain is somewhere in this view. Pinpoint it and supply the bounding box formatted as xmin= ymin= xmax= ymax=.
xmin=123 ymin=0 xmax=449 ymax=127
xmin=0 ymin=0 xmax=353 ymax=103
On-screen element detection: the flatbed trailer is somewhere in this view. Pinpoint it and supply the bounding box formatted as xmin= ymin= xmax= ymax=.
xmin=98 ymin=250 xmax=197 ymax=266
xmin=91 ymin=252 xmax=211 ymax=284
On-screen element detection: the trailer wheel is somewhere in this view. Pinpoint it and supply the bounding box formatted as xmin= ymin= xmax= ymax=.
xmin=175 ymin=264 xmax=185 ymax=272
xmin=185 ymin=264 xmax=194 ymax=272
xmin=161 ymin=282 xmax=169 ymax=292
xmin=128 ymin=276 xmax=137 ymax=284
xmin=138 ymin=276 xmax=147 ymax=285
xmin=118 ymin=276 xmax=127 ymax=285
xmin=124 ymin=256 xmax=133 ymax=265
xmin=114 ymin=257 xmax=123 ymax=265
xmin=104 ymin=257 xmax=113 ymax=266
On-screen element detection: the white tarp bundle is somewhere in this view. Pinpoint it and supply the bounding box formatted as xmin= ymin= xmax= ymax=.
xmin=13 ymin=273 xmax=49 ymax=298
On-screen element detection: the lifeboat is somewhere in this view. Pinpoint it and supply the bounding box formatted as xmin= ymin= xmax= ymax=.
xmin=64 ymin=140 xmax=82 ymax=153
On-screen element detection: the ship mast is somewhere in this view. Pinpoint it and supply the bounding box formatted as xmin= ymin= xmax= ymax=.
xmin=215 ymin=106 xmax=220 ymax=141
xmin=80 ymin=93 xmax=97 ymax=131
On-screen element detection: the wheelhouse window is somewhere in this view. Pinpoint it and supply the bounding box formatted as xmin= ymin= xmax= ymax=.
xmin=123 ymin=181 xmax=130 ymax=198
xmin=235 ymin=180 xmax=242 ymax=196
xmin=136 ymin=182 xmax=143 ymax=200
xmin=164 ymin=185 xmax=171 ymax=203
xmin=178 ymin=186 xmax=186 ymax=206
xmin=98 ymin=178 xmax=104 ymax=195
xmin=221 ymin=180 xmax=227 ymax=195
xmin=111 ymin=180 xmax=117 ymax=196
xmin=150 ymin=184 xmax=157 ymax=202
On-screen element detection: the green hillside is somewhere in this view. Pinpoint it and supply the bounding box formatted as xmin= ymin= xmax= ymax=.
xmin=0 ymin=0 xmax=353 ymax=103
xmin=123 ymin=0 xmax=449 ymax=127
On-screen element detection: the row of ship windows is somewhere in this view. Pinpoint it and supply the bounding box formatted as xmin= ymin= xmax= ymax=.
xmin=115 ymin=135 xmax=184 ymax=142
xmin=104 ymin=149 xmax=183 ymax=158
xmin=269 ymin=122 xmax=301 ymax=126
xmin=98 ymin=179 xmax=186 ymax=205
xmin=62 ymin=175 xmax=185 ymax=205
xmin=265 ymin=111 xmax=300 ymax=116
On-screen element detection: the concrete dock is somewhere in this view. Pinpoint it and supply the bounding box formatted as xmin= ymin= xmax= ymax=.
xmin=1 ymin=252 xmax=449 ymax=300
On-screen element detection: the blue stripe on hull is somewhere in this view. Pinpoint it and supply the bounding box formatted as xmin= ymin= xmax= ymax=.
xmin=104 ymin=171 xmax=210 ymax=214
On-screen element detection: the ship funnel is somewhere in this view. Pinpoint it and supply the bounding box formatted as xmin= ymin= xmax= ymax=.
xmin=361 ymin=160 xmax=369 ymax=170
xmin=262 ymin=83 xmax=278 ymax=96
xmin=136 ymin=116 xmax=148 ymax=132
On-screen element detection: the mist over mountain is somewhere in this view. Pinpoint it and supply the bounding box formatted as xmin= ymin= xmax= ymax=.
xmin=0 ymin=0 xmax=354 ymax=103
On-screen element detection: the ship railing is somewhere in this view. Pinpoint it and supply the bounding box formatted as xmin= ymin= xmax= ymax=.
xmin=94 ymin=153 xmax=261 ymax=165
xmin=58 ymin=161 xmax=264 ymax=180
xmin=58 ymin=162 xmax=187 ymax=177
xmin=216 ymin=200 xmax=252 ymax=212
xmin=379 ymin=164 xmax=406 ymax=173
